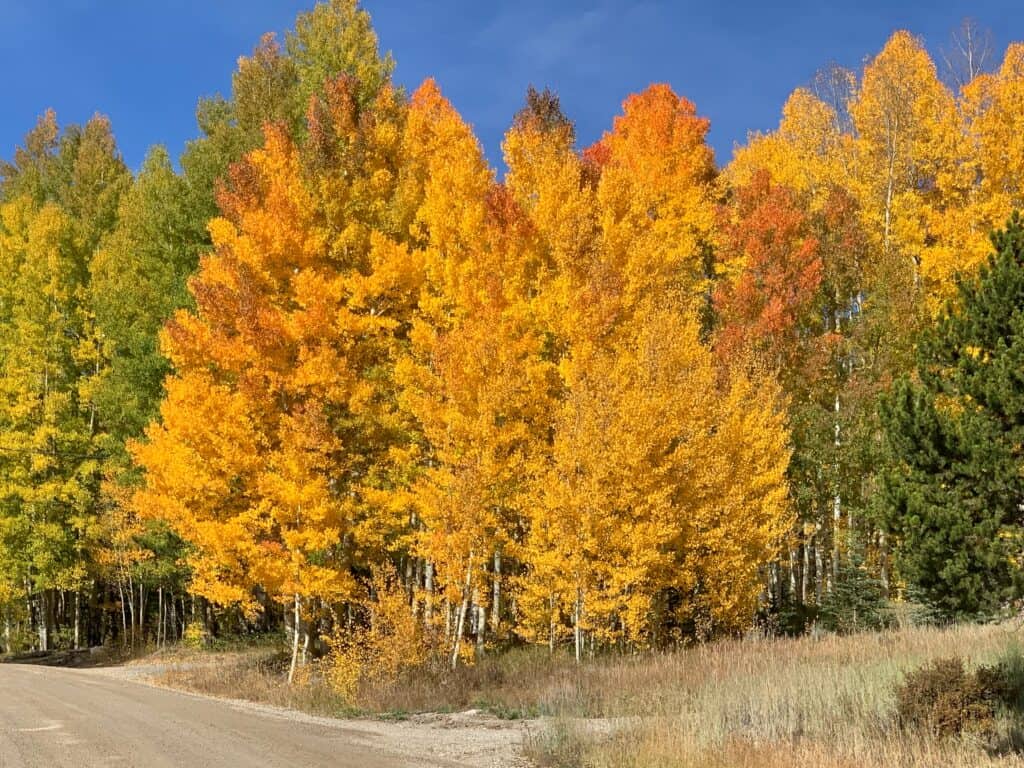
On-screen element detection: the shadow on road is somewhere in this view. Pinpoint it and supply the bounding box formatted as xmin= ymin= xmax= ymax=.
xmin=1 ymin=647 xmax=123 ymax=668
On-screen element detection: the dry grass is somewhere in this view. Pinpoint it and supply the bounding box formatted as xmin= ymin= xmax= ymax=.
xmin=526 ymin=622 xmax=1024 ymax=767
xmin=153 ymin=645 xmax=582 ymax=717
xmin=144 ymin=647 xmax=351 ymax=715
xmin=150 ymin=622 xmax=1024 ymax=766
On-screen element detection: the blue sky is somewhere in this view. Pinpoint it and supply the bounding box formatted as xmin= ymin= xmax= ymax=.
xmin=2 ymin=1 xmax=1023 ymax=172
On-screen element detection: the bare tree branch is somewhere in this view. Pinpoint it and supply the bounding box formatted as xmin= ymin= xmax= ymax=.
xmin=940 ymin=18 xmax=995 ymax=90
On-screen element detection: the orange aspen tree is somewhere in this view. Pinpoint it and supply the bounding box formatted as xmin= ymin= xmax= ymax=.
xmin=133 ymin=127 xmax=351 ymax=680
xmin=715 ymin=170 xmax=823 ymax=371
xmin=134 ymin=75 xmax=416 ymax=681
xmin=585 ymin=84 xmax=718 ymax=314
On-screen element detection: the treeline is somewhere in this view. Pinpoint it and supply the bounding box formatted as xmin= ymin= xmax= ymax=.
xmin=0 ymin=3 xmax=1022 ymax=669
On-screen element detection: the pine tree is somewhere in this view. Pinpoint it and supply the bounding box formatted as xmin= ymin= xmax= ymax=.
xmin=818 ymin=550 xmax=890 ymax=635
xmin=881 ymin=214 xmax=1024 ymax=618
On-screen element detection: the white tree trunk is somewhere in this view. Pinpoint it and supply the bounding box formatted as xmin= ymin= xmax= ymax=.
xmin=38 ymin=591 xmax=50 ymax=652
xmin=491 ymin=550 xmax=501 ymax=635
xmin=788 ymin=547 xmax=798 ymax=600
xmin=814 ymin=523 xmax=824 ymax=603
xmin=879 ymin=530 xmax=890 ymax=597
xmin=424 ymin=562 xmax=434 ymax=625
xmin=450 ymin=553 xmax=473 ymax=670
xmin=475 ymin=604 xmax=486 ymax=656
xmin=288 ymin=594 xmax=302 ymax=685
xmin=548 ymin=595 xmax=556 ymax=654
xmin=801 ymin=539 xmax=810 ymax=605
xmin=573 ymin=590 xmax=583 ymax=664
xmin=118 ymin=580 xmax=128 ymax=647
xmin=832 ymin=393 xmax=841 ymax=588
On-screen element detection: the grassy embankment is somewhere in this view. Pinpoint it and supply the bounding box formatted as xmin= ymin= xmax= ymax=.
xmin=147 ymin=621 xmax=1024 ymax=767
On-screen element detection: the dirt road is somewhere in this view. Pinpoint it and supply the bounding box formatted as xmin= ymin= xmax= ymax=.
xmin=0 ymin=663 xmax=531 ymax=768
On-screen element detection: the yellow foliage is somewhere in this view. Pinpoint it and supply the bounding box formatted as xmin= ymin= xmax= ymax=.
xmin=728 ymin=87 xmax=851 ymax=203
xmin=126 ymin=60 xmax=829 ymax=660
xmin=326 ymin=566 xmax=430 ymax=703
xmin=132 ymin=117 xmax=405 ymax=616
xmin=729 ymin=30 xmax=1024 ymax=313
xmin=507 ymin=88 xmax=792 ymax=650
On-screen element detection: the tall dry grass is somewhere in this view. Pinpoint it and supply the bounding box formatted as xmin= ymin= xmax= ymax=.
xmin=526 ymin=622 xmax=1024 ymax=767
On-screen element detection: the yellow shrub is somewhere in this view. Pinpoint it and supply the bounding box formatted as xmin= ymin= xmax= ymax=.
xmin=182 ymin=621 xmax=208 ymax=649
xmin=326 ymin=566 xmax=430 ymax=704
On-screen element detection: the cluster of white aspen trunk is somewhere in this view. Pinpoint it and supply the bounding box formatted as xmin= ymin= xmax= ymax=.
xmin=0 ymin=582 xmax=191 ymax=656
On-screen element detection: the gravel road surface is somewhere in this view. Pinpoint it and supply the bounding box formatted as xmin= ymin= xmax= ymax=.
xmin=0 ymin=663 xmax=530 ymax=768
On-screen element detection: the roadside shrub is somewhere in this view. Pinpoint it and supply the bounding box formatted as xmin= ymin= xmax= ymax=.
xmin=182 ymin=620 xmax=208 ymax=649
xmin=326 ymin=565 xmax=432 ymax=705
xmin=895 ymin=652 xmax=1024 ymax=737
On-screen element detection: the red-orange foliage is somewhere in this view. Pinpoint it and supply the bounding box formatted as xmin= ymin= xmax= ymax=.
xmin=715 ymin=170 xmax=823 ymax=367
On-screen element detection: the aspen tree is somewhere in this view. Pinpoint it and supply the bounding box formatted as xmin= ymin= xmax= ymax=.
xmin=134 ymin=110 xmax=409 ymax=674
xmin=397 ymin=81 xmax=551 ymax=666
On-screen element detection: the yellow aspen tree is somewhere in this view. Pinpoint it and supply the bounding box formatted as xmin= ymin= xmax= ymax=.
xmin=396 ymin=81 xmax=551 ymax=666
xmin=501 ymin=88 xmax=602 ymax=359
xmin=955 ymin=43 xmax=1024 ymax=281
xmin=502 ymin=87 xmax=592 ymax=276
xmin=967 ymin=43 xmax=1024 ymax=211
xmin=303 ymin=74 xmax=424 ymax=568
xmin=396 ymin=79 xmax=491 ymax=666
xmin=849 ymin=31 xmax=965 ymax=310
xmin=516 ymin=86 xmax=791 ymax=653
xmin=528 ymin=303 xmax=791 ymax=653
xmin=679 ymin=355 xmax=793 ymax=633
xmin=727 ymin=87 xmax=851 ymax=207
xmin=0 ymin=202 xmax=98 ymax=651
xmin=500 ymin=90 xmax=598 ymax=648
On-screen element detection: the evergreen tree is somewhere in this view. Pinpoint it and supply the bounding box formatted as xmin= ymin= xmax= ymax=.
xmin=818 ymin=548 xmax=890 ymax=634
xmin=881 ymin=214 xmax=1024 ymax=618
